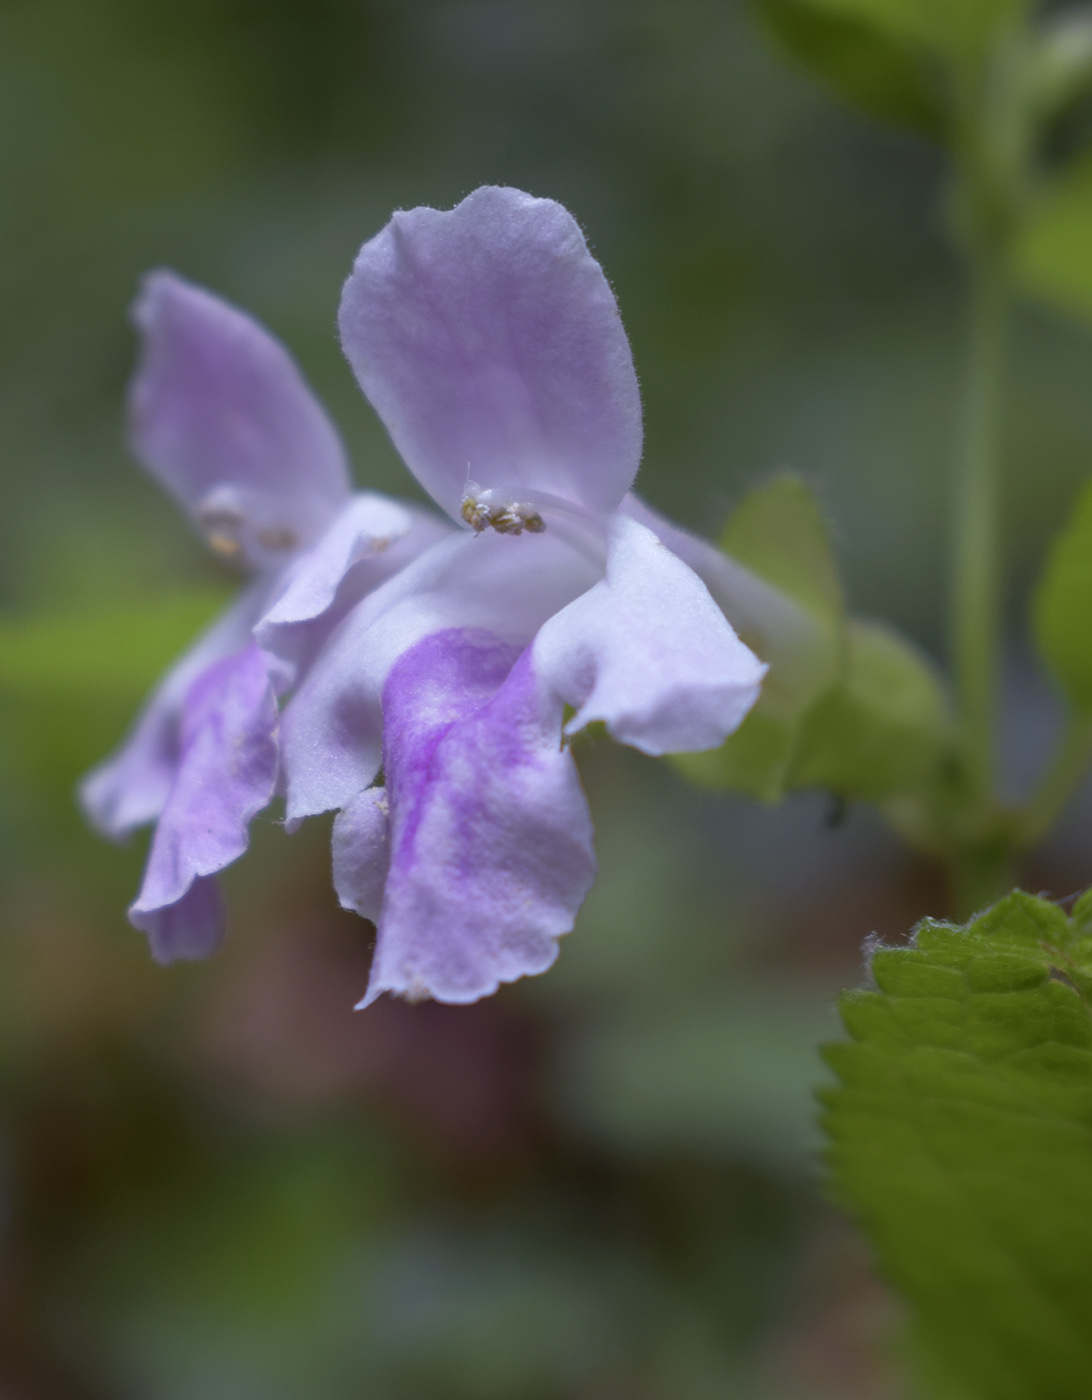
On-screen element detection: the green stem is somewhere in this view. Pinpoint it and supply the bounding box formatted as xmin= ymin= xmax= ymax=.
xmin=949 ymin=840 xmax=1017 ymax=922
xmin=1019 ymin=713 xmax=1092 ymax=848
xmin=951 ymin=248 xmax=1008 ymax=800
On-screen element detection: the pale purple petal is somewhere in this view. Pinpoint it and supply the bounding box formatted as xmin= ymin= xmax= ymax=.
xmin=361 ymin=631 xmax=595 ymax=1006
xmin=338 ymin=185 xmax=642 ymax=521
xmin=280 ymin=527 xmax=599 ymax=825
xmin=259 ymin=493 xmax=413 ymax=631
xmin=620 ymin=493 xmax=803 ymax=635
xmin=621 ymin=493 xmax=832 ymax=707
xmin=131 ymin=875 xmax=225 ymax=964
xmin=131 ymin=271 xmax=351 ymax=567
xmin=332 ymin=786 xmax=390 ymax=923
xmin=128 ymin=642 xmax=279 ymax=954
xmin=79 ymin=580 xmax=271 ymax=839
xmin=255 ymin=499 xmax=451 ymax=687
xmin=534 ymin=513 xmax=766 ymax=755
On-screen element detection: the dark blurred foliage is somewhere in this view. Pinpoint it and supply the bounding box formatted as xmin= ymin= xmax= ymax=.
xmin=2 ymin=0 xmax=1092 ymax=1395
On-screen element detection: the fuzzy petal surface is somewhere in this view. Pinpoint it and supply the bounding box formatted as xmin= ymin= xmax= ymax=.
xmin=280 ymin=527 xmax=599 ymax=824
xmin=332 ymin=786 xmax=391 ymax=923
xmin=129 ymin=642 xmax=279 ymax=954
xmin=130 ymin=271 xmax=350 ymax=566
xmin=131 ymin=875 xmax=226 ymax=964
xmin=534 ymin=513 xmax=766 ymax=754
xmin=362 ymin=631 xmax=595 ymax=1006
xmin=621 ymin=493 xmax=828 ymax=710
xmin=338 ymin=185 xmax=642 ymax=521
xmin=258 ymin=493 xmax=413 ymax=631
xmin=255 ymin=499 xmax=451 ymax=686
xmin=79 ymin=580 xmax=271 ymax=839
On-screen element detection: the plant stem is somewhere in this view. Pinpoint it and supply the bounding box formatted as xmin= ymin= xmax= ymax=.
xmin=950 ymin=839 xmax=1017 ymax=922
xmin=951 ymin=247 xmax=1008 ymax=801
xmin=1019 ymin=713 xmax=1092 ymax=848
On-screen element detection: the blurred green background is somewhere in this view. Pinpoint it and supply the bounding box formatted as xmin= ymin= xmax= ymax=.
xmin=3 ymin=0 xmax=1092 ymax=1395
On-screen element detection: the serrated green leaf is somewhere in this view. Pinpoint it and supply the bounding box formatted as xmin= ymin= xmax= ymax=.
xmin=754 ymin=0 xmax=944 ymax=134
xmin=824 ymin=890 xmax=1092 ymax=1400
xmin=788 ymin=617 xmax=953 ymax=799
xmin=1016 ymin=154 xmax=1092 ymax=325
xmin=675 ymin=477 xmax=846 ymax=801
xmin=1070 ymin=886 xmax=1092 ymax=933
xmin=1032 ymin=476 xmax=1092 ymax=708
xmin=0 ymin=590 xmax=229 ymax=699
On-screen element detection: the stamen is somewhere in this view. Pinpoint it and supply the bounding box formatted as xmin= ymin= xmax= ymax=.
xmin=197 ymin=500 xmax=247 ymax=561
xmin=460 ymin=481 xmax=606 ymax=567
xmin=198 ymin=505 xmax=243 ymax=528
xmin=461 ymin=485 xmax=544 ymax=536
xmin=257 ymin=527 xmax=299 ymax=552
xmin=207 ymin=534 xmax=244 ymax=560
xmin=195 ymin=487 xmax=308 ymax=568
xmin=461 ymin=495 xmax=492 ymax=532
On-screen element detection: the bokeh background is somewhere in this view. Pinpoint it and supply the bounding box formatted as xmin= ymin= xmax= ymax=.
xmin=3 ymin=1 xmax=1092 ymax=1395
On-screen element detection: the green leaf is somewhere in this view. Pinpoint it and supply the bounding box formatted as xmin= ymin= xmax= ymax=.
xmin=788 ymin=617 xmax=954 ymax=799
xmin=675 ymin=706 xmax=801 ymax=799
xmin=793 ymin=0 xmax=1027 ymax=62
xmin=824 ymin=891 xmax=1092 ymax=1400
xmin=1015 ymin=154 xmax=1092 ymax=325
xmin=720 ymin=475 xmax=842 ymax=620
xmin=754 ymin=0 xmax=944 ymax=135
xmin=674 ymin=476 xmax=846 ymax=801
xmin=0 ymin=590 xmax=229 ymax=699
xmin=1032 ymin=476 xmax=1092 ymax=709
xmin=675 ymin=486 xmax=957 ymax=812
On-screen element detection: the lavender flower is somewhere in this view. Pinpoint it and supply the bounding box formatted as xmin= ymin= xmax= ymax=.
xmin=267 ymin=186 xmax=767 ymax=1006
xmin=81 ymin=273 xmax=448 ymax=962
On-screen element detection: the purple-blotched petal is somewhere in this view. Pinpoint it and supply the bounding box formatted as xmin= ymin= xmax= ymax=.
xmin=79 ymin=581 xmax=271 ymax=839
xmin=280 ymin=527 xmax=600 ymax=825
xmin=361 ymin=630 xmax=595 ymax=1006
xmin=534 ymin=513 xmax=767 ymax=754
xmin=332 ymin=786 xmax=390 ymax=923
xmin=128 ymin=642 xmax=279 ymax=958
xmin=255 ymin=498 xmax=451 ymax=687
xmin=338 ymin=185 xmax=642 ymax=522
xmin=131 ymin=271 xmax=351 ymax=568
xmin=130 ymin=875 xmax=225 ymax=964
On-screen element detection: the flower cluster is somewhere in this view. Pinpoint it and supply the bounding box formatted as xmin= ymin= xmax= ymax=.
xmin=82 ymin=186 xmax=766 ymax=1005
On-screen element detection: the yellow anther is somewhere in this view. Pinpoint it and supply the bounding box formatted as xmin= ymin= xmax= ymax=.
xmin=207 ymin=533 xmax=244 ymax=560
xmin=461 ymin=488 xmax=546 ymax=537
